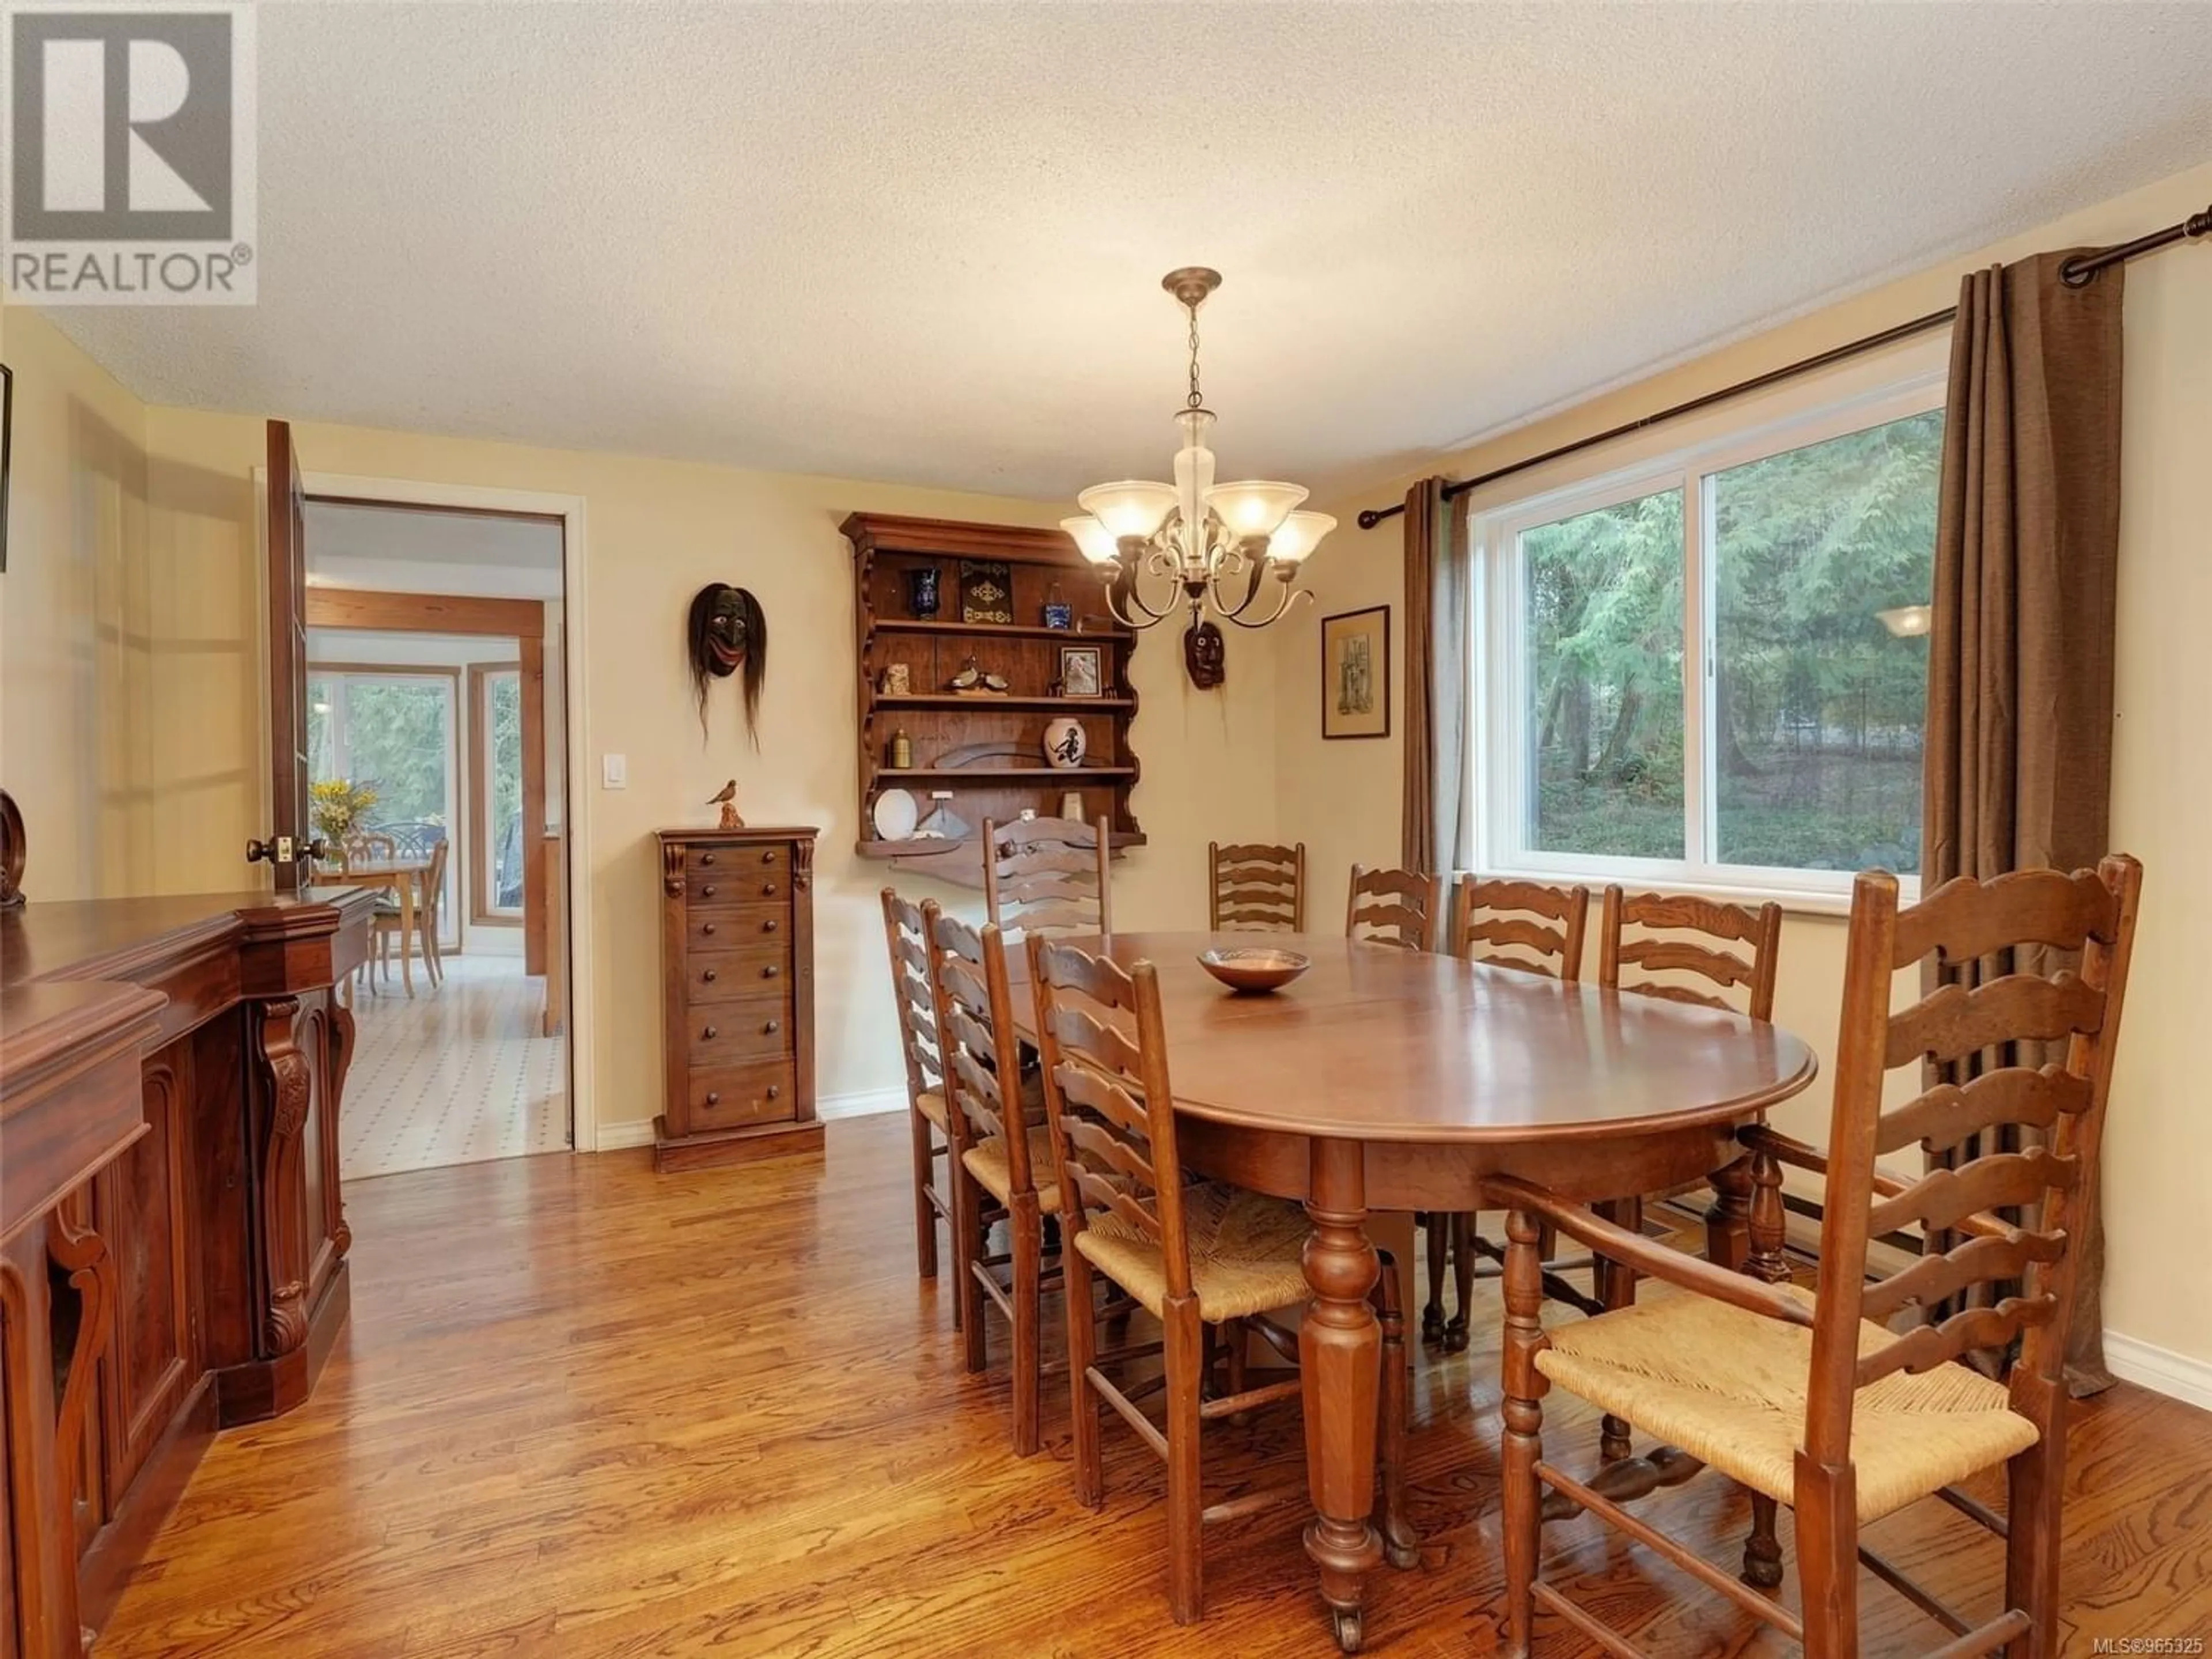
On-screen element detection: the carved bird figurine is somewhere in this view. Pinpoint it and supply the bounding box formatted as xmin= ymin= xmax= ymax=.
xmin=706 ymin=779 xmax=743 ymax=830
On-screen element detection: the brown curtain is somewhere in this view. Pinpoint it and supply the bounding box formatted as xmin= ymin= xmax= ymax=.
xmin=1401 ymin=478 xmax=1472 ymax=873
xmin=1923 ymin=251 xmax=2124 ymax=1395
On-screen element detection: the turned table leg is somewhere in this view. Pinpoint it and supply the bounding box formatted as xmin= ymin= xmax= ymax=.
xmin=1301 ymin=1137 xmax=1383 ymax=1654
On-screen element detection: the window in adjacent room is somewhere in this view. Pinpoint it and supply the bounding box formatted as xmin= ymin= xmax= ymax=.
xmin=1471 ymin=375 xmax=1945 ymax=902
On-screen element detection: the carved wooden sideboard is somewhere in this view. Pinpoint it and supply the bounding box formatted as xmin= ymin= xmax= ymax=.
xmin=655 ymin=827 xmax=823 ymax=1171
xmin=0 ymin=887 xmax=374 ymax=1657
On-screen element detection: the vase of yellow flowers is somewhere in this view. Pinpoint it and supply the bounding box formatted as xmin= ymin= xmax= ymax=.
xmin=310 ymin=779 xmax=378 ymax=848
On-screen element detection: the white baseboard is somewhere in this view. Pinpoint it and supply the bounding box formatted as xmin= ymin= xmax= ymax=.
xmin=819 ymin=1086 xmax=906 ymax=1122
xmin=593 ymin=1088 xmax=904 ymax=1150
xmin=2103 ymin=1331 xmax=2212 ymax=1412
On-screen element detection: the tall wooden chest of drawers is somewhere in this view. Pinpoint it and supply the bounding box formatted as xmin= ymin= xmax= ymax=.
xmin=655 ymin=825 xmax=824 ymax=1171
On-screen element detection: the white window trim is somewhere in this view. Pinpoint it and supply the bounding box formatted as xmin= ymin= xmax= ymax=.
xmin=1468 ymin=350 xmax=1949 ymax=910
xmin=479 ymin=666 xmax=525 ymax=920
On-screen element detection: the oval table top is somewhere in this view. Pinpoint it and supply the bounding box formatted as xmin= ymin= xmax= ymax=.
xmin=1007 ymin=931 xmax=1819 ymax=1144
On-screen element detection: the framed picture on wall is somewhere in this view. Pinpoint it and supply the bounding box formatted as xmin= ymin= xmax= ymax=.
xmin=1320 ymin=605 xmax=1389 ymax=740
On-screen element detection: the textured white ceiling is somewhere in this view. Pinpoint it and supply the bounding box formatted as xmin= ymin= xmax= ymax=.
xmin=48 ymin=2 xmax=2212 ymax=502
xmin=304 ymin=501 xmax=562 ymax=599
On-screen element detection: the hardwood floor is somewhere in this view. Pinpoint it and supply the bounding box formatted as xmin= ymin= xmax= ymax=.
xmin=101 ymin=1115 xmax=2211 ymax=1657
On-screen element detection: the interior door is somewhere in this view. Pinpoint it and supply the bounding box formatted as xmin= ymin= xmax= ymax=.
xmin=262 ymin=419 xmax=313 ymax=891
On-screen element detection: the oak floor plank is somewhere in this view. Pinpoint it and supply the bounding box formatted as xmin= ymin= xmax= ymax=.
xmin=99 ymin=1117 xmax=2212 ymax=1657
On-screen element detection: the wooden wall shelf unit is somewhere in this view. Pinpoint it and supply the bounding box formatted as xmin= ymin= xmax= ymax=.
xmin=842 ymin=513 xmax=1144 ymax=880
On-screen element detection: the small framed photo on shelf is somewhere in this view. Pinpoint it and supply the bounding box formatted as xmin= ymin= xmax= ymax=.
xmin=1057 ymin=643 xmax=1104 ymax=699
xmin=1321 ymin=605 xmax=1390 ymax=740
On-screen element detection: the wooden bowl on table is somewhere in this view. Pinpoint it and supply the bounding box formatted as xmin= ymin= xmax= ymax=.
xmin=1196 ymin=946 xmax=1312 ymax=994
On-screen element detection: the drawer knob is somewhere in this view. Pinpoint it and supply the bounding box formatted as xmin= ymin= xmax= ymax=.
xmin=762 ymin=964 xmax=781 ymax=979
xmin=702 ymin=853 xmax=717 ymax=866
xmin=766 ymin=1085 xmax=781 ymax=1101
xmin=760 ymin=881 xmax=777 ymax=896
xmin=702 ymin=1025 xmax=718 ymax=1040
xmin=702 ymin=921 xmax=717 ymax=935
xmin=761 ymin=851 xmax=775 ymax=864
xmin=706 ymin=1091 xmax=721 ymax=1106
xmin=703 ymin=968 xmax=719 ymax=983
xmin=763 ymin=1019 xmax=781 ymax=1035
xmin=701 ymin=882 xmax=718 ymax=898
xmin=763 ymin=918 xmax=779 ymax=934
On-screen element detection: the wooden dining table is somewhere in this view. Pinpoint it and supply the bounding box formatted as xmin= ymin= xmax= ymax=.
xmin=341 ymin=855 xmax=435 ymax=994
xmin=1007 ymin=930 xmax=1818 ymax=1652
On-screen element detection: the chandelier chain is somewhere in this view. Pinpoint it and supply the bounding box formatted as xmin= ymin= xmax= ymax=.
xmin=1185 ymin=303 xmax=1204 ymax=410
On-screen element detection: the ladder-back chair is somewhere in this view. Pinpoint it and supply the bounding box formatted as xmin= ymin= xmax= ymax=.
xmin=1491 ymin=856 xmax=2143 ymax=1659
xmin=1028 ymin=934 xmax=1415 ymax=1631
xmin=1207 ymin=842 xmax=1305 ymax=932
xmin=982 ymin=815 xmax=1112 ymax=940
xmin=881 ymin=889 xmax=956 ymax=1303
xmin=1426 ymin=875 xmax=1592 ymax=1349
xmin=927 ymin=903 xmax=1061 ymax=1456
xmin=1345 ymin=865 xmax=1445 ymax=952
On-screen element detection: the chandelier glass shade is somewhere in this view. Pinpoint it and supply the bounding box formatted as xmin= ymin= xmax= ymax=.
xmin=1062 ymin=269 xmax=1333 ymax=631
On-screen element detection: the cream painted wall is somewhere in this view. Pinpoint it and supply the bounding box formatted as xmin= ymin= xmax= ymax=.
xmin=1276 ymin=159 xmax=2212 ymax=1381
xmin=0 ymin=306 xmax=157 ymax=899
xmin=122 ymin=407 xmax=1278 ymax=1140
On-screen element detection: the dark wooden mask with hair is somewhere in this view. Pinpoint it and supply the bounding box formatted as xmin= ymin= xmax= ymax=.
xmin=687 ymin=582 xmax=767 ymax=745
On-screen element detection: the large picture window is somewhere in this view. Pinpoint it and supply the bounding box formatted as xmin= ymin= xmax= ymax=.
xmin=1474 ymin=379 xmax=1944 ymax=901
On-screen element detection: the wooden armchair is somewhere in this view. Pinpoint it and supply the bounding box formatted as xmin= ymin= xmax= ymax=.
xmin=927 ymin=903 xmax=1060 ymax=1456
xmin=880 ymin=889 xmax=956 ymax=1303
xmin=1208 ymin=842 xmax=1305 ymax=932
xmin=982 ymin=815 xmax=1112 ymax=940
xmin=1491 ymin=856 xmax=2142 ymax=1659
xmin=1345 ymin=865 xmax=1444 ymax=951
xmin=1029 ymin=935 xmax=1414 ymax=1633
xmin=1424 ymin=876 xmax=1592 ymax=1349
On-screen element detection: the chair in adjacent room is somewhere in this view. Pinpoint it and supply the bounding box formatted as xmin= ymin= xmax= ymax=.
xmin=982 ymin=814 xmax=1112 ymax=940
xmin=1207 ymin=841 xmax=1305 ymax=932
xmin=369 ymin=837 xmax=446 ymax=994
xmin=881 ymin=888 xmax=956 ymax=1306
xmin=929 ymin=903 xmax=1062 ymax=1456
xmin=1029 ymin=933 xmax=1415 ymax=1628
xmin=1488 ymin=856 xmax=2142 ymax=1659
xmin=1424 ymin=875 xmax=1592 ymax=1350
xmin=1344 ymin=864 xmax=1444 ymax=951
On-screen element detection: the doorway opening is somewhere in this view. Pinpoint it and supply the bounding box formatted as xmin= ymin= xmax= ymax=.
xmin=302 ymin=497 xmax=573 ymax=1180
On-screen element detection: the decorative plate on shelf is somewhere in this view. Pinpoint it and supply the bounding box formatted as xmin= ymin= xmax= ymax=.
xmin=872 ymin=787 xmax=921 ymax=842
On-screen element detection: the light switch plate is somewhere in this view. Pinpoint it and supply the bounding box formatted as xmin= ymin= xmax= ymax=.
xmin=601 ymin=753 xmax=627 ymax=789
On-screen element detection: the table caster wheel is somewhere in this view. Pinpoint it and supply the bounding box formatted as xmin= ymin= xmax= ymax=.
xmin=1386 ymin=1537 xmax=1420 ymax=1571
xmin=1333 ymin=1607 xmax=1364 ymax=1653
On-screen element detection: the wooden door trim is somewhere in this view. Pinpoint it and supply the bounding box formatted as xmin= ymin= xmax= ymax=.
xmin=305 ymin=588 xmax=544 ymax=639
xmin=266 ymin=422 xmax=309 ymax=892
xmin=520 ymin=637 xmax=547 ymax=976
xmin=289 ymin=468 xmax=588 ymax=1152
xmin=464 ymin=662 xmax=525 ymax=928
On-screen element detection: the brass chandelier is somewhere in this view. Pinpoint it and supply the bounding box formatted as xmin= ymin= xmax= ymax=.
xmin=1062 ymin=268 xmax=1334 ymax=631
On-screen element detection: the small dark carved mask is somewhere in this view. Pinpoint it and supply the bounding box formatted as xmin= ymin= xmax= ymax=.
xmin=1183 ymin=619 xmax=1226 ymax=690
xmin=687 ymin=583 xmax=768 ymax=745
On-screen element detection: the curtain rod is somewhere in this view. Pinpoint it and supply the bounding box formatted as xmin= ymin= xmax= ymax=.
xmin=1354 ymin=202 xmax=2212 ymax=531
